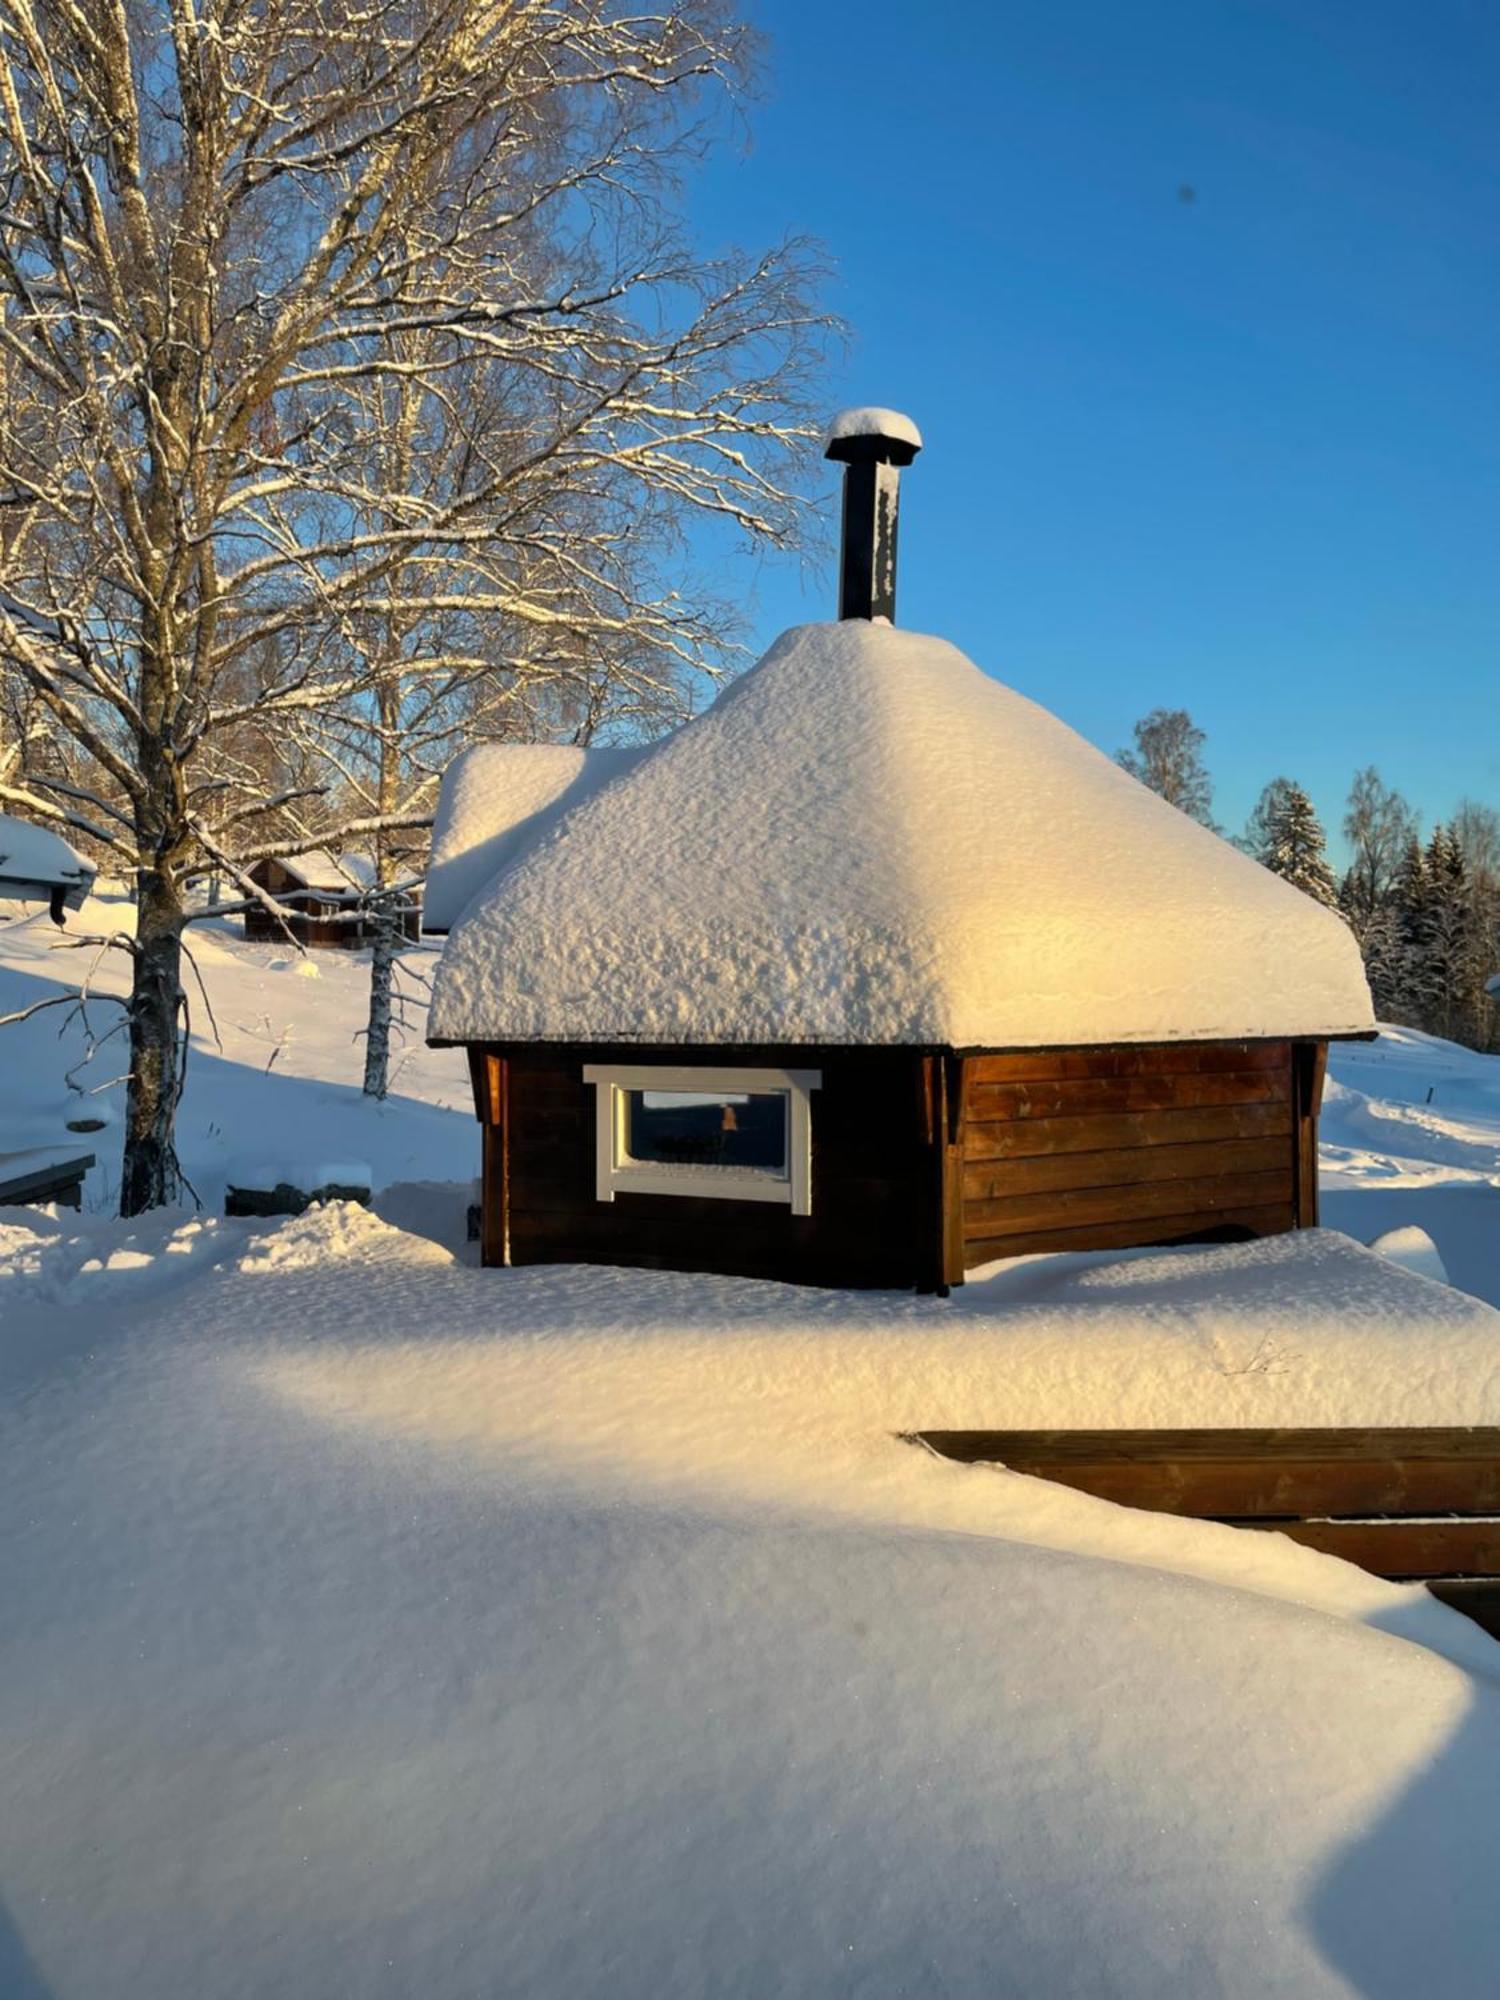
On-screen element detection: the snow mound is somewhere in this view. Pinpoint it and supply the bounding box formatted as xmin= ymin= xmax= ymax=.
xmin=232 ymin=1199 xmax=452 ymax=1273
xmin=431 ymin=621 xmax=1374 ymax=1047
xmin=5 ymin=1221 xmax=1500 ymax=1996
xmin=0 ymin=1211 xmax=229 ymax=1307
xmin=1369 ymin=1226 xmax=1450 ymax=1285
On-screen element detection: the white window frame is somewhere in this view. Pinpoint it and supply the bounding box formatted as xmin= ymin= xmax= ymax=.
xmin=582 ymin=1064 xmax=821 ymax=1215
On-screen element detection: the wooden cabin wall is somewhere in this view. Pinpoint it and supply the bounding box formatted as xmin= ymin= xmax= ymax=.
xmin=243 ymin=859 xmax=420 ymax=947
xmin=958 ymin=1039 xmax=1320 ymax=1268
xmin=469 ymin=1043 xmax=949 ymax=1289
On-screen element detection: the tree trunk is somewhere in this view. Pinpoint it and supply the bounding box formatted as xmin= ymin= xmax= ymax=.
xmin=361 ymin=661 xmax=405 ymax=1102
xmin=121 ymin=868 xmax=186 ymax=1215
xmin=362 ymin=905 xmax=397 ymax=1100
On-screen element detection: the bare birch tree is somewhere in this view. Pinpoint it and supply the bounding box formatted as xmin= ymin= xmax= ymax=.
xmin=0 ymin=0 xmax=828 ymax=1206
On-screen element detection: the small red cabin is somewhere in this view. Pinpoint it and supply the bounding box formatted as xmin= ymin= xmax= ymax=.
xmin=425 ymin=412 xmax=1374 ymax=1290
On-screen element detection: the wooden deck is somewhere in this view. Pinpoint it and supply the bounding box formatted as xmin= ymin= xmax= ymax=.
xmin=911 ymin=1428 xmax=1500 ymax=1639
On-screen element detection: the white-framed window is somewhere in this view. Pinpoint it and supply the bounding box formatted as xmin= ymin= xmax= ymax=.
xmin=582 ymin=1064 xmax=821 ymax=1215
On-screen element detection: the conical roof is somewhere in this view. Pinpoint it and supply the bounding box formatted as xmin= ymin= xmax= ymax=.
xmin=428 ymin=621 xmax=1373 ymax=1048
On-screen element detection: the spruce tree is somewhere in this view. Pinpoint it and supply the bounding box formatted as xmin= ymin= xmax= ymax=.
xmin=1422 ymin=825 xmax=1477 ymax=1044
xmin=1248 ymin=778 xmax=1339 ymax=908
xmin=1389 ymin=835 xmax=1433 ymax=1028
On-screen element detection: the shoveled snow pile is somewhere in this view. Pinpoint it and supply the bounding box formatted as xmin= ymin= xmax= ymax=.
xmin=423 ymin=742 xmax=644 ymax=932
xmin=4 ymin=1209 xmax=1500 ymax=1998
xmin=430 ymin=621 xmax=1374 ymax=1047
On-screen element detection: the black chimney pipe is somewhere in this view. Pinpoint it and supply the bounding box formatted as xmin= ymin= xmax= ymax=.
xmin=824 ymin=408 xmax=922 ymax=622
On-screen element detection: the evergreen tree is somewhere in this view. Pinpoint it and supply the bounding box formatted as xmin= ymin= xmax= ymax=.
xmin=1422 ymin=825 xmax=1478 ymax=1044
xmin=1388 ymin=835 xmax=1434 ymax=1028
xmin=1247 ymin=778 xmax=1339 ymax=907
xmin=1356 ymin=896 xmax=1404 ymax=1022
xmin=1242 ymin=776 xmax=1295 ymax=860
xmin=1452 ymin=802 xmax=1500 ymax=1050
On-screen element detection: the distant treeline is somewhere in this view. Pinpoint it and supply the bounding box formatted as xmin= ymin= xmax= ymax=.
xmin=1119 ymin=711 xmax=1499 ymax=1054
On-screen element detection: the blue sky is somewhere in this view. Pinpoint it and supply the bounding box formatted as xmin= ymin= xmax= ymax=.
xmin=690 ymin=0 xmax=1499 ymax=854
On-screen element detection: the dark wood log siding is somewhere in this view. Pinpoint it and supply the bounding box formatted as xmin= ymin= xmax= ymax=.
xmin=959 ymin=1040 xmax=1318 ymax=1267
xmin=464 ymin=1036 xmax=1329 ymax=1288
xmin=243 ymin=857 xmax=420 ymax=947
xmin=470 ymin=1043 xmax=942 ymax=1288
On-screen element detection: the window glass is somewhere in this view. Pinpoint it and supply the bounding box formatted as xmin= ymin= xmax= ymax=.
xmin=622 ymin=1088 xmax=788 ymax=1177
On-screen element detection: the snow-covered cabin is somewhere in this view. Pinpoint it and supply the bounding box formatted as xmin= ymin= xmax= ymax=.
xmin=426 ymin=412 xmax=1374 ymax=1289
xmin=0 ymin=812 xmax=95 ymax=924
xmin=244 ymin=850 xmax=419 ymax=948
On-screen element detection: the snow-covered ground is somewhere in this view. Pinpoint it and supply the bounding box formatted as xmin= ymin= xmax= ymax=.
xmin=5 ymin=887 xmax=1500 ymax=1996
xmin=1321 ymin=1024 xmax=1500 ymax=1309
xmin=0 ymin=884 xmax=473 ymax=1210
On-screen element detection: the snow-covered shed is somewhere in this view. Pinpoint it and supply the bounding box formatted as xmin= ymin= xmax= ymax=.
xmin=427 ymin=412 xmax=1374 ymax=1289
xmin=244 ymin=850 xmax=418 ymax=948
xmin=0 ymin=812 xmax=95 ymax=923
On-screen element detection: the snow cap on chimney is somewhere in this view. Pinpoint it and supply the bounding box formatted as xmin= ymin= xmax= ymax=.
xmin=823 ymin=407 xmax=922 ymax=622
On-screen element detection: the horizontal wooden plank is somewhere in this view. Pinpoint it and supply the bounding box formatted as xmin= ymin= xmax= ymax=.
xmin=1429 ymin=1579 xmax=1500 ymax=1637
xmin=962 ymin=1136 xmax=1291 ymax=1202
xmin=964 ymin=1169 xmax=1291 ymax=1238
xmin=917 ymin=1428 xmax=1500 ymax=1464
xmin=0 ymin=1156 xmax=94 ymax=1204
xmin=1252 ymin=1518 xmax=1500 ymax=1580
xmin=968 ymin=1043 xmax=1290 ymax=1084
xmin=963 ymin=1202 xmax=1293 ymax=1266
xmin=510 ymin=1176 xmax=923 ymax=1221
xmin=968 ymin=1071 xmax=1287 ymax=1120
xmin=964 ymin=1100 xmax=1294 ymax=1162
xmin=913 ymin=1430 xmax=1500 ymax=1516
xmin=508 ymin=1202 xmax=911 ymax=1258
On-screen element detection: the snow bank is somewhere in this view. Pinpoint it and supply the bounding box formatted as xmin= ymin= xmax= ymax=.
xmin=3 ymin=1213 xmax=1500 ymax=1998
xmin=1370 ymin=1225 xmax=1449 ymax=1284
xmin=431 ymin=621 xmax=1374 ymax=1046
xmin=423 ymin=741 xmax=644 ymax=932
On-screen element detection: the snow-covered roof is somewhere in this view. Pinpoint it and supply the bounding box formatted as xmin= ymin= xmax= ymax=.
xmin=0 ymin=813 xmax=95 ymax=909
xmin=274 ymin=850 xmax=377 ymax=893
xmin=429 ymin=620 xmax=1374 ymax=1049
xmin=423 ymin=742 xmax=646 ymax=933
xmin=824 ymin=406 xmax=923 ymax=452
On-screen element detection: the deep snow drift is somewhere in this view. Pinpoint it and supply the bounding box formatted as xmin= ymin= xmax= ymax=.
xmin=5 ymin=1205 xmax=1500 ymax=1999
xmin=4 ymin=892 xmax=1500 ymax=1995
